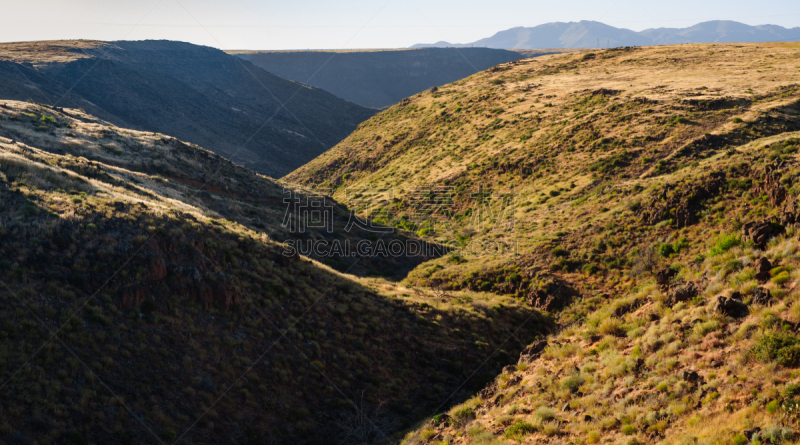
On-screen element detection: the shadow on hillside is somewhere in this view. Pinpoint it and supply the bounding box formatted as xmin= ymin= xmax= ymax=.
xmin=0 ymin=193 xmax=549 ymax=444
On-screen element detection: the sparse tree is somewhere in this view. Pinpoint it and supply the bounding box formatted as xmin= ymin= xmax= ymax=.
xmin=631 ymin=245 xmax=659 ymax=277
xmin=337 ymin=392 xmax=393 ymax=444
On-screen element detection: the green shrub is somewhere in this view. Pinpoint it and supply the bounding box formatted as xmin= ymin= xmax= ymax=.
xmin=535 ymin=406 xmax=556 ymax=421
xmin=758 ymin=425 xmax=794 ymax=443
xmin=432 ymin=413 xmax=448 ymax=425
xmin=542 ymin=420 xmax=561 ymax=436
xmin=767 ymin=399 xmax=780 ymax=413
xmin=599 ymin=318 xmax=625 ymax=337
xmin=732 ymin=434 xmax=748 ymax=445
xmin=451 ymin=406 xmax=476 ymax=427
xmin=160 ymin=429 xmax=177 ymax=441
xmin=773 ymin=272 xmax=791 ymax=285
xmin=582 ymin=263 xmax=600 ymax=274
xmin=778 ymin=345 xmax=800 ymax=367
xmin=657 ymin=243 xmax=675 ymax=257
xmin=504 ymin=420 xmax=536 ymax=438
xmin=753 ymin=333 xmax=800 ymax=366
xmin=709 ymin=234 xmax=741 ymax=256
xmin=693 ymin=320 xmax=720 ymax=337
xmin=669 ymin=114 xmax=687 ymax=125
xmin=724 ymin=258 xmax=744 ymax=273
xmin=784 ymin=383 xmax=800 ymax=398
xmin=621 ymin=424 xmax=636 ymax=435
xmin=560 ymin=373 xmax=584 ymax=393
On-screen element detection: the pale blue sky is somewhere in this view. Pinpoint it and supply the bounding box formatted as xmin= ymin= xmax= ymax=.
xmin=2 ymin=0 xmax=799 ymax=49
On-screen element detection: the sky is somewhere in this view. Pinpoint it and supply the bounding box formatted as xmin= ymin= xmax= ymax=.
xmin=2 ymin=0 xmax=800 ymax=50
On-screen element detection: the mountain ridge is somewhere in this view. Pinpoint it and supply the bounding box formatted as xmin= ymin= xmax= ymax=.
xmin=0 ymin=39 xmax=376 ymax=178
xmin=412 ymin=20 xmax=800 ymax=49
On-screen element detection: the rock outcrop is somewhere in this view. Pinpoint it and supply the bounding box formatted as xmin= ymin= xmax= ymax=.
xmin=752 ymin=286 xmax=772 ymax=305
xmin=668 ymin=282 xmax=700 ymax=305
xmin=743 ymin=220 xmax=778 ymax=248
xmin=656 ymin=268 xmax=678 ymax=292
xmin=638 ymin=173 xmax=725 ymax=227
xmin=519 ymin=340 xmax=549 ymax=363
xmin=754 ymin=163 xmax=787 ymax=207
xmin=755 ymin=256 xmax=772 ymax=282
xmin=713 ymin=293 xmax=749 ymax=318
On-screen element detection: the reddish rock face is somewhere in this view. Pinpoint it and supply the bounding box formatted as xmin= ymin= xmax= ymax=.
xmin=754 ymin=163 xmax=787 ymax=207
xmin=120 ymin=286 xmax=146 ymax=309
xmin=118 ymin=233 xmax=240 ymax=312
xmin=146 ymin=255 xmax=168 ymax=281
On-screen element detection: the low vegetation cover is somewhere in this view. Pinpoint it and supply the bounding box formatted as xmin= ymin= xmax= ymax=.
xmin=283 ymin=43 xmax=800 ymax=444
xmin=0 ymin=101 xmax=547 ymax=443
xmin=5 ymin=41 xmax=800 ymax=444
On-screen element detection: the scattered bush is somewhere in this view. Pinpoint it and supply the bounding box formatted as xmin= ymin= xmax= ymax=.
xmin=657 ymin=243 xmax=675 ymax=257
xmin=542 ymin=420 xmax=561 ymax=436
xmin=535 ymin=406 xmax=556 ymax=422
xmin=451 ymin=406 xmax=476 ymax=428
xmin=504 ymin=420 xmax=536 ymax=439
xmin=756 ymin=425 xmax=794 ymax=443
xmin=560 ymin=373 xmax=584 ymax=393
xmin=784 ymin=383 xmax=800 ymax=398
xmin=709 ymin=234 xmax=741 ymax=256
xmin=752 ymin=333 xmax=800 ymax=367
xmin=599 ymin=318 xmax=625 ymax=337
xmin=773 ymin=271 xmax=791 ymax=285
xmin=767 ymin=400 xmax=780 ymax=414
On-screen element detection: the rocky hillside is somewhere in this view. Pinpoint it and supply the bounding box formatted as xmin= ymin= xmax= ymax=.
xmin=285 ymin=43 xmax=800 ymax=444
xmin=0 ymin=40 xmax=376 ymax=178
xmin=0 ymin=100 xmax=547 ymax=444
xmin=231 ymin=48 xmax=526 ymax=109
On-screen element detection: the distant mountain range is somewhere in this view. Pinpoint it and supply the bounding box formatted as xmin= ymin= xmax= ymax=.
xmin=412 ymin=20 xmax=800 ymax=49
xmin=232 ymin=48 xmax=531 ymax=108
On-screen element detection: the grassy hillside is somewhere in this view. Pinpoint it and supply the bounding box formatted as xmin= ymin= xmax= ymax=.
xmin=287 ymin=42 xmax=800 ymax=293
xmin=0 ymin=40 xmax=376 ymax=178
xmin=285 ymin=43 xmax=800 ymax=444
xmin=0 ymin=100 xmax=547 ymax=444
